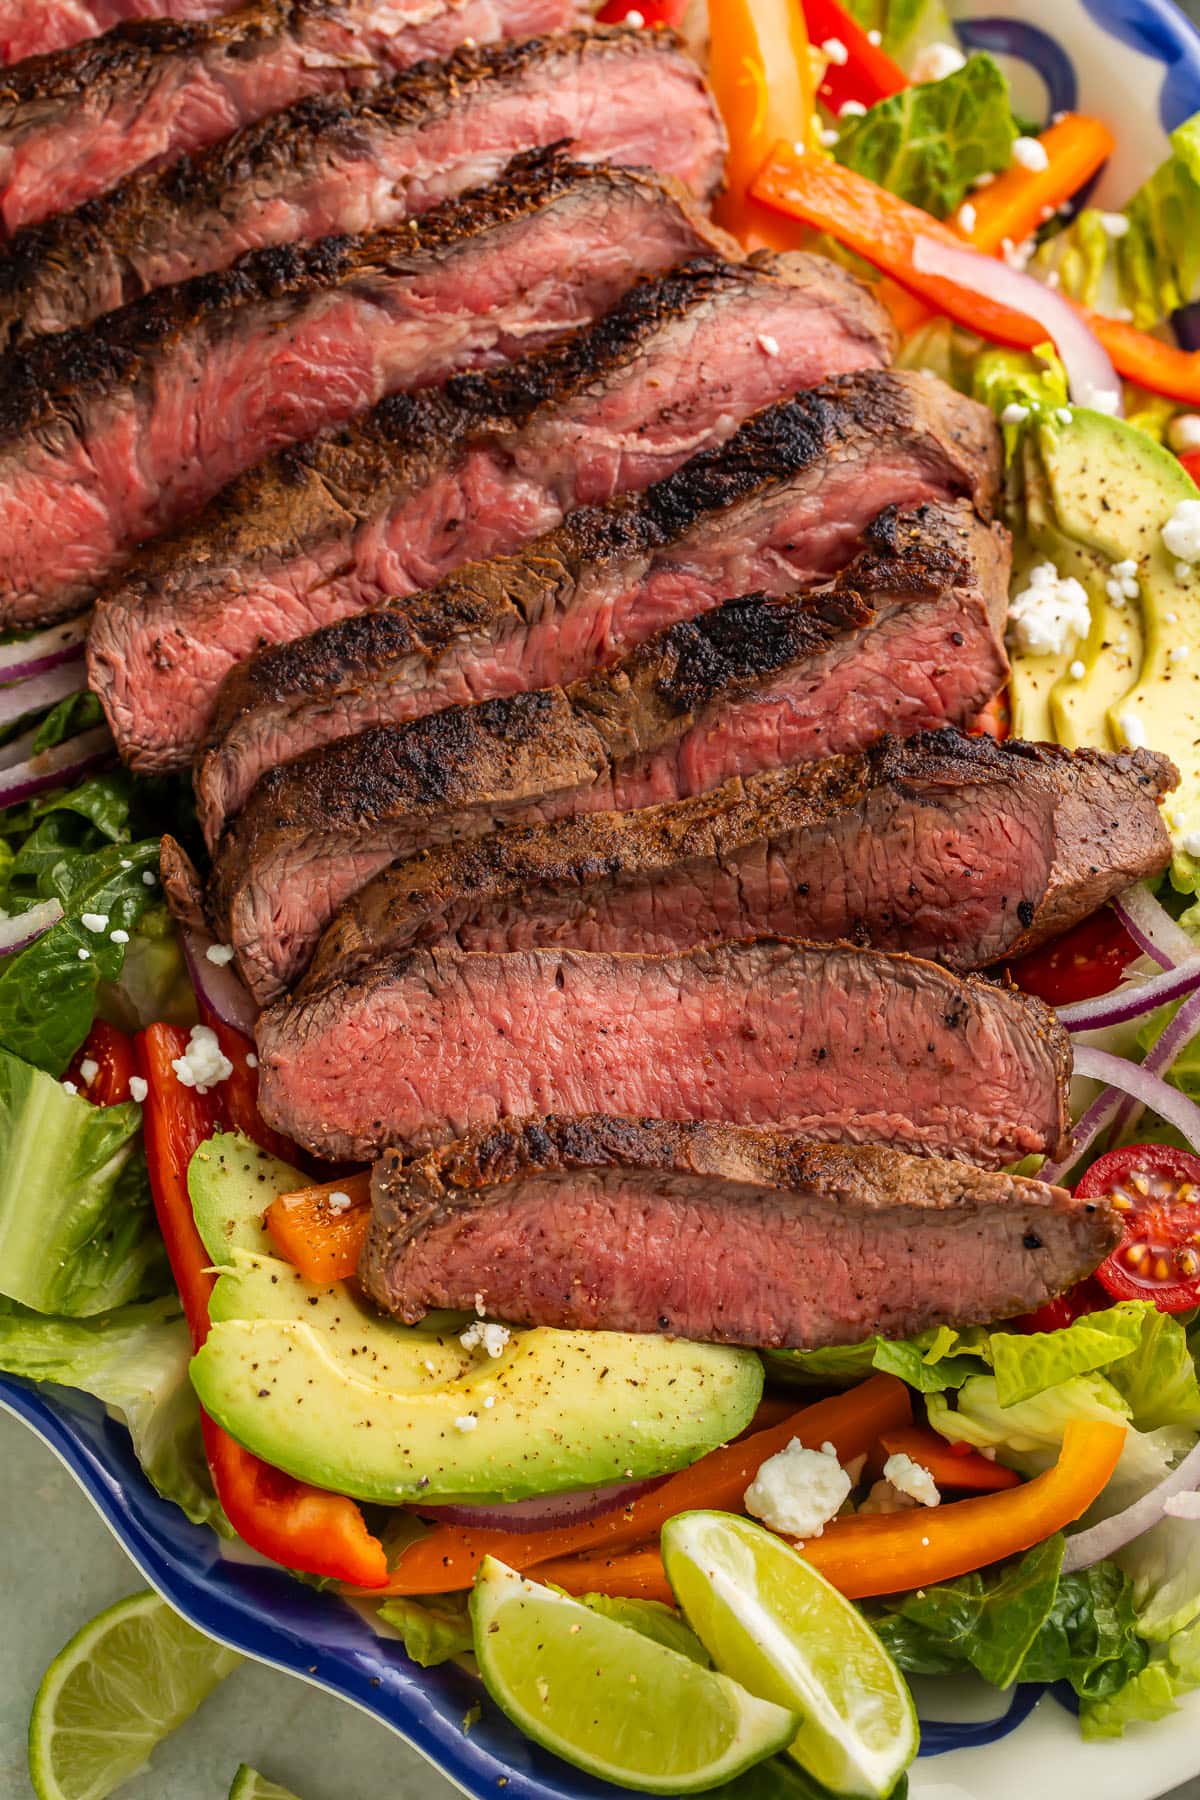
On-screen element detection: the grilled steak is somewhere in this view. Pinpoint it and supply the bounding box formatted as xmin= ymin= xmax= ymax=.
xmin=91 ymin=254 xmax=894 ymax=771
xmin=0 ymin=0 xmax=584 ymax=230
xmin=0 ymin=28 xmax=724 ymax=348
xmin=255 ymin=938 xmax=1072 ymax=1163
xmin=211 ymin=504 xmax=1011 ymax=1002
xmin=196 ymin=370 xmax=1000 ymax=839
xmin=364 ymin=1119 xmax=1118 ymax=1344
xmin=0 ymin=3 xmax=237 ymax=64
xmin=0 ymin=152 xmax=728 ymax=627
xmin=309 ymin=736 xmax=1176 ymax=983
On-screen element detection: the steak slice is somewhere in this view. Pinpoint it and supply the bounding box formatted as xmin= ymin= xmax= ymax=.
xmin=0 ymin=3 xmax=237 ymax=65
xmin=0 ymin=0 xmax=585 ymax=230
xmin=196 ymin=369 xmax=1000 ymax=839
xmin=308 ymin=736 xmax=1176 ymax=983
xmin=90 ymin=254 xmax=894 ymax=772
xmin=210 ymin=503 xmax=1011 ymax=1002
xmin=255 ymin=938 xmax=1072 ymax=1164
xmin=0 ymin=151 xmax=728 ymax=627
xmin=364 ymin=1119 xmax=1119 ymax=1345
xmin=0 ymin=28 xmax=724 ymax=348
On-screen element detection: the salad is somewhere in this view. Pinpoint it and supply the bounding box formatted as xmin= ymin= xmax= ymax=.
xmin=9 ymin=0 xmax=1200 ymax=1796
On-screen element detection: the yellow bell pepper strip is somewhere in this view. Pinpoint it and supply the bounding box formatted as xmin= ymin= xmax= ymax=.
xmin=751 ymin=143 xmax=1200 ymax=402
xmin=964 ymin=113 xmax=1115 ymax=256
xmin=368 ymin=1372 xmax=911 ymax=1595
xmin=265 ymin=1170 xmax=371 ymax=1282
xmin=709 ymin=0 xmax=816 ymax=249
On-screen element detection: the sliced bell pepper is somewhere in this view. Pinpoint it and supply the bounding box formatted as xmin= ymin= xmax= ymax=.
xmin=135 ymin=1024 xmax=388 ymax=1588
xmin=596 ymin=0 xmax=688 ymax=22
xmin=875 ymin=1424 xmax=1021 ymax=1493
xmin=1179 ymin=448 xmax=1200 ymax=487
xmin=265 ymin=1172 xmax=372 ymax=1282
xmin=751 ymin=143 xmax=1200 ymax=403
xmin=375 ymin=1373 xmax=911 ymax=1595
xmin=709 ymin=0 xmax=816 ymax=248
xmin=192 ymin=1002 xmax=297 ymax=1165
xmin=532 ymin=1545 xmax=677 ymax=1606
xmin=803 ymin=0 xmax=907 ymax=113
xmin=964 ymin=114 xmax=1115 ymax=257
xmin=66 ymin=1018 xmax=136 ymax=1107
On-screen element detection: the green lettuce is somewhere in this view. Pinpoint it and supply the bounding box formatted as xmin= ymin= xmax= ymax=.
xmin=767 ymin=1324 xmax=988 ymax=1395
xmin=1081 ymin=1616 xmax=1200 ymax=1737
xmin=833 ymin=53 xmax=1017 ymax=217
xmin=0 ymin=1047 xmax=166 ymax=1315
xmin=838 ymin=0 xmax=952 ymax=67
xmin=972 ymin=344 xmax=1069 ymax=460
xmin=0 ymin=1294 xmax=223 ymax=1528
xmin=377 ymin=1593 xmax=473 ymax=1667
xmin=986 ymin=1303 xmax=1149 ymax=1406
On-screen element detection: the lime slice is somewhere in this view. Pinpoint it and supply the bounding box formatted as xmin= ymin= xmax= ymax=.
xmin=28 ymin=1590 xmax=242 ymax=1800
xmin=661 ymin=1512 xmax=917 ymax=1799
xmin=228 ymin=1767 xmax=302 ymax=1800
xmin=471 ymin=1556 xmax=798 ymax=1793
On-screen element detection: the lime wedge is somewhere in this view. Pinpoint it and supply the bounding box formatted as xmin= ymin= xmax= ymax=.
xmin=228 ymin=1766 xmax=302 ymax=1800
xmin=28 ymin=1590 xmax=242 ymax=1800
xmin=661 ymin=1512 xmax=917 ymax=1799
xmin=471 ymin=1556 xmax=799 ymax=1793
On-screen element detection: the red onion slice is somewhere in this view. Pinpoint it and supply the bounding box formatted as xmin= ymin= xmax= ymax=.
xmin=0 ymin=661 xmax=86 ymax=731
xmin=1071 ymin=1045 xmax=1200 ymax=1154
xmin=1039 ymin=1084 xmax=1127 ymax=1186
xmin=420 ymin=1473 xmax=669 ymax=1532
xmin=1108 ymin=984 xmax=1200 ymax=1143
xmin=1057 ymin=960 xmax=1200 ymax=1032
xmin=1063 ymin=1437 xmax=1200 ymax=1573
xmin=181 ymin=925 xmax=258 ymax=1035
xmin=911 ymin=234 xmax=1123 ymax=414
xmin=0 ymin=727 xmax=115 ymax=809
xmin=0 ymin=897 xmax=64 ymax=955
xmin=0 ymin=615 xmax=89 ymax=683
xmin=1114 ymin=885 xmax=1199 ymax=972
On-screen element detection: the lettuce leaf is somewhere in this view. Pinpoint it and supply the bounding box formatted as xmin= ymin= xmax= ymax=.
xmin=377 ymin=1592 xmax=473 ymax=1667
xmin=765 ymin=1325 xmax=987 ymax=1394
xmin=0 ymin=1047 xmax=166 ymax=1315
xmin=833 ymin=53 xmax=1016 ymax=217
xmin=986 ymin=1303 xmax=1148 ymax=1406
xmin=837 ymin=0 xmax=953 ymax=66
xmin=0 ymin=1294 xmax=223 ymax=1528
xmin=1080 ymin=1616 xmax=1200 ymax=1737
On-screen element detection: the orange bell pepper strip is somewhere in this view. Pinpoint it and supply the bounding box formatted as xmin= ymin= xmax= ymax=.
xmin=372 ymin=1372 xmax=911 ymax=1594
xmin=532 ymin=1545 xmax=677 ymax=1607
xmin=876 ymin=1424 xmax=1021 ymax=1493
xmin=965 ymin=114 xmax=1115 ymax=257
xmin=136 ymin=1024 xmax=388 ymax=1589
xmin=709 ymin=0 xmax=816 ymax=249
xmin=751 ymin=143 xmax=1200 ymax=403
xmin=265 ymin=1172 xmax=372 ymax=1282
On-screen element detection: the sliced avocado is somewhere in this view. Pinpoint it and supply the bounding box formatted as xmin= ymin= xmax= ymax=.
xmin=1045 ymin=528 xmax=1143 ymax=750
xmin=186 ymin=1131 xmax=763 ymax=1504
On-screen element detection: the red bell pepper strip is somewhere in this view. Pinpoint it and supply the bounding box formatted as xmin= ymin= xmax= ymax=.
xmin=195 ymin=1006 xmax=297 ymax=1165
xmin=596 ymin=0 xmax=688 ymax=24
xmin=135 ymin=1024 xmax=388 ymax=1588
xmin=66 ymin=1019 xmax=136 ymax=1107
xmin=1179 ymin=448 xmax=1200 ymax=488
xmin=803 ymin=0 xmax=907 ymax=112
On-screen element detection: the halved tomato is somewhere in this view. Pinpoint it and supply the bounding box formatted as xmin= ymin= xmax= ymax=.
xmin=1006 ymin=907 xmax=1140 ymax=1007
xmin=1079 ymin=1146 xmax=1200 ymax=1313
xmin=1010 ymin=1277 xmax=1112 ymax=1334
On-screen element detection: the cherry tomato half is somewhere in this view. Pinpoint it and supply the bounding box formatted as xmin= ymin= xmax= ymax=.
xmin=1010 ymin=1277 xmax=1112 ymax=1334
xmin=1005 ymin=906 xmax=1140 ymax=1007
xmin=65 ymin=1019 xmax=136 ymax=1107
xmin=1078 ymin=1146 xmax=1200 ymax=1313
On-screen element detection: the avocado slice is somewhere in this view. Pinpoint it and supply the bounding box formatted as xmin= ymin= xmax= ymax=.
xmin=186 ymin=1132 xmax=764 ymax=1504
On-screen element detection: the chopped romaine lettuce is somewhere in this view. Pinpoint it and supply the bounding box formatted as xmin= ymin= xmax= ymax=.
xmin=377 ymin=1592 xmax=473 ymax=1667
xmin=0 ymin=1294 xmax=222 ymax=1528
xmin=833 ymin=53 xmax=1016 ymax=217
xmin=765 ymin=1324 xmax=987 ymax=1394
xmin=986 ymin=1302 xmax=1149 ymax=1407
xmin=838 ymin=0 xmax=953 ymax=67
xmin=972 ymin=345 xmax=1069 ymax=460
xmin=0 ymin=1047 xmax=166 ymax=1315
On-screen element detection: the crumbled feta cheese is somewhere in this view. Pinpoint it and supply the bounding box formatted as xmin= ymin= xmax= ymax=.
xmin=973 ymin=170 xmax=996 ymax=189
xmin=1105 ymin=578 xmax=1126 ymax=606
xmin=245 ymin=1052 xmax=258 ymax=1069
xmin=883 ymin=1452 xmax=940 ymax=1507
xmin=205 ymin=942 xmax=236 ymax=966
xmin=1112 ymin=560 xmax=1138 ymax=580
xmin=1069 ymin=659 xmax=1086 ymax=680
xmin=109 ymin=928 xmax=129 ymax=945
xmin=1177 ymin=563 xmax=1193 ymax=583
xmin=859 ymin=1479 xmax=918 ymax=1515
xmin=839 ymin=98 xmax=866 ymax=117
xmin=76 ymin=948 xmax=90 ymax=961
xmin=743 ymin=1439 xmax=851 ymax=1539
xmin=1098 ymin=211 xmax=1130 ymax=238
xmin=1118 ymin=709 xmax=1147 ymax=750
xmin=818 ymin=126 xmax=840 ymax=148
xmin=1007 ymin=562 xmax=1091 ymax=657
xmin=1055 ymin=407 xmax=1073 ymax=425
xmin=119 ymin=858 xmax=132 ymax=870
xmin=1170 ymin=644 xmax=1190 ymax=664
xmin=867 ymin=27 xmax=881 ymax=44
xmin=1169 ymin=414 xmax=1200 ymax=454
xmin=170 ymin=1023 xmax=234 ymax=1094
xmin=79 ymin=1058 xmax=99 ymax=1085
xmin=141 ymin=870 xmax=157 ymax=886
xmin=1163 ymin=499 xmax=1200 ymax=564
xmin=623 ymin=6 xmax=644 ymax=21
xmin=956 ymin=201 xmax=977 ymax=234
xmin=1012 ymin=136 xmax=1049 ymax=172
xmin=1000 ymin=235 xmax=1035 ymax=271
xmin=80 ymin=912 xmax=108 ymax=933
xmin=454 ymin=1414 xmax=478 ymax=1433
xmin=910 ymin=41 xmax=965 ymax=82
xmin=460 ymin=1320 xmax=512 ymax=1358
xmin=325 ymin=1189 xmax=353 ymax=1214
xmin=1183 ymin=832 xmax=1200 ymax=857
xmin=128 ymin=1076 xmax=148 ymax=1104
xmin=1000 ymin=402 xmax=1030 ymax=426
xmin=820 ymin=35 xmax=848 ymax=64
xmin=483 ymin=1395 xmax=495 ymax=1408
xmin=1166 ymin=611 xmax=1180 ymax=624
xmin=1045 ymin=269 xmax=1061 ymax=288
xmin=757 ymin=333 xmax=780 ymax=357
xmin=61 ymin=1080 xmax=77 ymax=1096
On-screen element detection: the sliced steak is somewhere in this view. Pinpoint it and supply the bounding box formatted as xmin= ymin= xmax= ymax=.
xmin=1 ymin=28 xmax=724 ymax=348
xmin=197 ymin=370 xmax=1000 ymax=839
xmin=211 ymin=503 xmax=1011 ymax=1002
xmin=0 ymin=0 xmax=584 ymax=230
xmin=309 ymin=736 xmax=1176 ymax=984
xmin=0 ymin=3 xmax=238 ymax=65
xmin=0 ymin=151 xmax=728 ymax=627
xmin=255 ymin=938 xmax=1072 ymax=1164
xmin=91 ymin=254 xmax=894 ymax=771
xmin=364 ymin=1119 xmax=1118 ymax=1345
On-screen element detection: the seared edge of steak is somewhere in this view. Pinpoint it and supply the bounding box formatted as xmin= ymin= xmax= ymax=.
xmin=362 ymin=1117 xmax=1119 ymax=1345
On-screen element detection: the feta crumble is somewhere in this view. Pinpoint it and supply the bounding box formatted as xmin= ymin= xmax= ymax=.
xmin=1163 ymin=499 xmax=1200 ymax=564
xmin=454 ymin=1414 xmax=478 ymax=1433
xmin=61 ymin=1080 xmax=77 ymax=1096
xmin=910 ymin=41 xmax=965 ymax=82
xmin=325 ymin=1190 xmax=353 ymax=1214
xmin=1012 ymin=136 xmax=1049 ymax=173
xmin=129 ymin=1076 xmax=148 ymax=1104
xmin=1168 ymin=414 xmax=1200 ymax=454
xmin=205 ymin=942 xmax=236 ymax=966
xmin=1098 ymin=211 xmax=1130 ymax=239
xmin=110 ymin=928 xmax=129 ymax=945
xmin=79 ymin=1058 xmax=99 ymax=1085
xmin=141 ymin=870 xmax=157 ymax=886
xmin=1182 ymin=831 xmax=1200 ymax=856
xmin=883 ymin=1452 xmax=940 ymax=1507
xmin=1170 ymin=644 xmax=1190 ymax=664
xmin=76 ymin=948 xmax=90 ymax=961
xmin=1007 ymin=562 xmax=1091 ymax=657
xmin=867 ymin=28 xmax=881 ymax=44
xmin=1000 ymin=235 xmax=1035 ymax=271
xmin=171 ymin=1023 xmax=234 ymax=1094
xmin=820 ymin=35 xmax=848 ymax=64
xmin=819 ymin=126 xmax=840 ymax=148
xmin=956 ymin=201 xmax=977 ymax=234
xmin=1069 ymin=659 xmax=1086 ymax=680
xmin=859 ymin=1479 xmax=918 ymax=1515
xmin=1117 ymin=709 xmax=1147 ymax=750
xmin=245 ymin=1052 xmax=258 ymax=1069
xmin=999 ymin=402 xmax=1030 ymax=425
xmin=743 ymin=1438 xmax=851 ymax=1539
xmin=839 ymin=98 xmax=866 ymax=117
xmin=80 ymin=912 xmax=109 ymax=933
xmin=757 ymin=333 xmax=780 ymax=357
xmin=1177 ymin=564 xmax=1193 ymax=584
xmin=460 ymin=1319 xmax=512 ymax=1358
